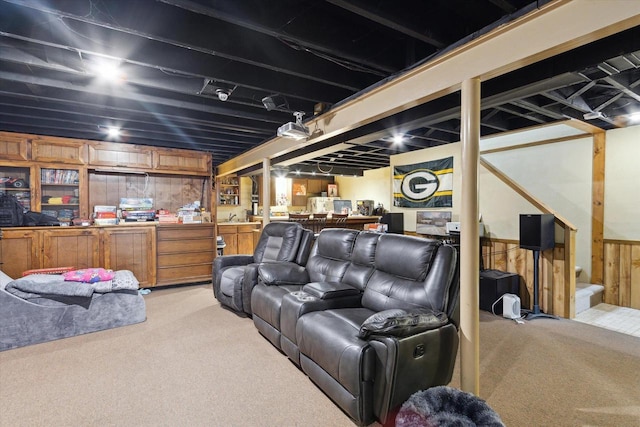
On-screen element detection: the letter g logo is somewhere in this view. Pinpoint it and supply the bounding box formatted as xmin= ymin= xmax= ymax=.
xmin=400 ymin=169 xmax=439 ymax=202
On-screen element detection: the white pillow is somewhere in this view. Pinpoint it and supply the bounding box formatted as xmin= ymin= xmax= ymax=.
xmin=0 ymin=270 xmax=14 ymax=290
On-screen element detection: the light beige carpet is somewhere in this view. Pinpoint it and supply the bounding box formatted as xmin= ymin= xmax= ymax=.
xmin=1 ymin=284 xmax=639 ymax=427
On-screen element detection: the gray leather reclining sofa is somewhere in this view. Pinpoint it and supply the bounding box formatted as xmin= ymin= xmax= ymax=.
xmin=251 ymin=228 xmax=460 ymax=426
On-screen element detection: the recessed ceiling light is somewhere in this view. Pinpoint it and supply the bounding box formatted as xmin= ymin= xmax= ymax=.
xmin=106 ymin=127 xmax=121 ymax=138
xmin=628 ymin=112 xmax=640 ymax=123
xmin=393 ymin=135 xmax=404 ymax=144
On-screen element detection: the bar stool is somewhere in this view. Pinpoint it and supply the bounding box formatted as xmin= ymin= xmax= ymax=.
xmin=288 ymin=213 xmax=311 ymax=230
xmin=331 ymin=213 xmax=348 ymax=226
xmin=311 ymin=213 xmax=327 ymax=234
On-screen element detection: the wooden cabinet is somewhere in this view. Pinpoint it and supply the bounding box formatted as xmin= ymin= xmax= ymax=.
xmin=154 ymin=148 xmax=210 ymax=175
xmin=217 ymin=223 xmax=261 ymax=255
xmin=38 ymin=166 xmax=83 ymax=223
xmin=0 ymin=228 xmax=40 ymax=278
xmin=0 ymin=134 xmax=29 ymax=162
xmin=101 ymin=226 xmax=156 ymax=287
xmin=156 ymin=224 xmax=215 ymax=286
xmin=31 ymin=136 xmax=87 ymax=165
xmin=0 ymin=165 xmax=33 ymax=211
xmin=88 ymin=141 xmax=153 ymax=170
xmin=41 ymin=228 xmax=100 ymax=269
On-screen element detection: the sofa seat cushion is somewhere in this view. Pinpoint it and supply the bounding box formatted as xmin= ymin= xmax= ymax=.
xmin=220 ymin=266 xmax=245 ymax=298
xmin=297 ymin=308 xmax=376 ymax=395
xmin=251 ymin=283 xmax=304 ymax=331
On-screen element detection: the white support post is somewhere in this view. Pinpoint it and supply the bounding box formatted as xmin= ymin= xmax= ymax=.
xmin=460 ymin=77 xmax=481 ymax=395
xmin=262 ymin=158 xmax=270 ymax=226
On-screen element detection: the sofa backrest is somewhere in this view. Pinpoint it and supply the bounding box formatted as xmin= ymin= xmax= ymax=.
xmin=294 ymin=228 xmax=315 ymax=266
xmin=253 ymin=222 xmax=303 ymax=263
xmin=361 ymin=234 xmax=457 ymax=314
xmin=340 ymin=231 xmax=380 ymax=291
xmin=306 ymin=228 xmax=359 ymax=283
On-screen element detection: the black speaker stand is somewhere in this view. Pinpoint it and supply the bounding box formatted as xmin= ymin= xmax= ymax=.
xmin=523 ymin=249 xmax=559 ymax=321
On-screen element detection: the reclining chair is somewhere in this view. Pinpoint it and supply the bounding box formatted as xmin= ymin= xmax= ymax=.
xmin=298 ymin=235 xmax=459 ymax=425
xmin=213 ymin=222 xmax=313 ymax=316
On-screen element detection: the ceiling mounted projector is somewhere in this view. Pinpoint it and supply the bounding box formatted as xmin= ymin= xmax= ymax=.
xmin=277 ymin=111 xmax=310 ymax=140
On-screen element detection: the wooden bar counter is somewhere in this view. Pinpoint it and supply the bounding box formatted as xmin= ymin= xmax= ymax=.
xmin=249 ymin=215 xmax=382 ymax=232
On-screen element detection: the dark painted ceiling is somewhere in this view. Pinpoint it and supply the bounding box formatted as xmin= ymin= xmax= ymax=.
xmin=1 ymin=0 xmax=639 ymax=176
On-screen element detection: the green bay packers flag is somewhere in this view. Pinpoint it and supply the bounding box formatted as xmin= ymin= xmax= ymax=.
xmin=393 ymin=157 xmax=453 ymax=208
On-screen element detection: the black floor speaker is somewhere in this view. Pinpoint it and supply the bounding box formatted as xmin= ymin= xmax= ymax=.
xmin=519 ymin=214 xmax=555 ymax=251
xmin=479 ymin=269 xmax=520 ymax=314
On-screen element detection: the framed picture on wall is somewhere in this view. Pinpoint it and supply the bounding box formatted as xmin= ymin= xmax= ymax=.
xmin=416 ymin=211 xmax=451 ymax=236
xmin=327 ymin=184 xmax=338 ymax=197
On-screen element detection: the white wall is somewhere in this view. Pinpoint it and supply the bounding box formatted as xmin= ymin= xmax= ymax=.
xmin=604 ymin=126 xmax=640 ymax=240
xmin=482 ymin=137 xmax=594 ymax=279
xmin=335 ymin=168 xmax=391 ymax=212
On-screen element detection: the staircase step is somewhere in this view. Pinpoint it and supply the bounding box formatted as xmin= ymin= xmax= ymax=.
xmin=576 ymin=283 xmax=604 ymax=314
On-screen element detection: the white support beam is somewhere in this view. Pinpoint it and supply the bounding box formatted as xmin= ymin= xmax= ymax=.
xmin=218 ymin=0 xmax=640 ymax=175
xmin=460 ymin=78 xmax=481 ymax=394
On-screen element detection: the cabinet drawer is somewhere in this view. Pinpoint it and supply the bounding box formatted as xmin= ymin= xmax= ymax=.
xmin=158 ymin=251 xmax=214 ymax=267
xmin=158 ymin=225 xmax=215 ymax=240
xmin=156 ymin=264 xmax=212 ymax=284
xmin=238 ymin=224 xmax=260 ymax=233
xmin=217 ymin=225 xmax=237 ymax=234
xmin=157 ymin=239 xmax=214 ymax=253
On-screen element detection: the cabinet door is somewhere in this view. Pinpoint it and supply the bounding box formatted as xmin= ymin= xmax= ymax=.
xmin=101 ymin=227 xmax=156 ymax=287
xmin=31 ymin=137 xmax=87 ymax=165
xmin=291 ymin=178 xmax=307 ymax=207
xmin=237 ymin=233 xmax=253 ymax=255
xmin=0 ymin=229 xmax=40 ymax=278
xmin=218 ymin=225 xmax=238 ymax=255
xmin=41 ymin=228 xmax=100 ymax=269
xmin=154 ymin=149 xmax=210 ymax=175
xmin=0 ymin=133 xmax=29 ymax=162
xmin=307 ymin=178 xmax=324 ymax=194
xmin=88 ymin=141 xmax=153 ymax=170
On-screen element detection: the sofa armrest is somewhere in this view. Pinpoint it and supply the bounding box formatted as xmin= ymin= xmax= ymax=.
xmin=358 ymin=308 xmax=448 ymax=339
xmin=214 ymin=255 xmax=254 ymax=270
xmin=302 ymin=281 xmax=361 ymax=300
xmin=258 ymin=262 xmax=309 ymax=286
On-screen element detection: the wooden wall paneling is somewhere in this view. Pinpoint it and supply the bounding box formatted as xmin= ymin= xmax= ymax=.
xmin=541 ymin=248 xmax=554 ymax=314
xmin=552 ymin=247 xmax=566 ymax=316
xmin=562 ymin=229 xmax=576 ymax=318
xmin=493 ymin=241 xmax=507 ymax=271
xmin=603 ymin=242 xmax=619 ymax=305
xmin=619 ymin=244 xmax=632 ymax=307
xmin=591 ymin=132 xmax=606 ymax=285
xmin=631 ymin=245 xmax=640 ymax=309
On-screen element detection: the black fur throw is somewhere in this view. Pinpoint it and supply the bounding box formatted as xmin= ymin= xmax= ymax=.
xmin=395 ymin=386 xmax=505 ymax=427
